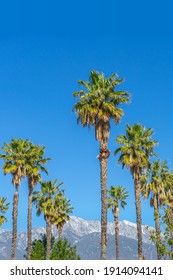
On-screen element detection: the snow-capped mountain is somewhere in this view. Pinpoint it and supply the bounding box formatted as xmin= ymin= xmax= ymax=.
xmin=63 ymin=216 xmax=153 ymax=243
xmin=0 ymin=216 xmax=156 ymax=260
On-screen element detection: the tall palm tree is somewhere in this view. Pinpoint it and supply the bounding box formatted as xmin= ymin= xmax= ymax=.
xmin=164 ymin=171 xmax=173 ymax=252
xmin=107 ymin=186 xmax=128 ymax=260
xmin=51 ymin=194 xmax=73 ymax=240
xmin=0 ymin=138 xmax=31 ymax=259
xmin=115 ymin=124 xmax=158 ymax=259
xmin=141 ymin=160 xmax=168 ymax=259
xmin=0 ymin=197 xmax=9 ymax=227
xmin=73 ymin=70 xmax=130 ymax=259
xmin=25 ymin=144 xmax=50 ymax=260
xmin=33 ymin=179 xmax=63 ymax=260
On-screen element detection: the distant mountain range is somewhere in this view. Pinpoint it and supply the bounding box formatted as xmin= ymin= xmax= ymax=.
xmin=0 ymin=216 xmax=157 ymax=260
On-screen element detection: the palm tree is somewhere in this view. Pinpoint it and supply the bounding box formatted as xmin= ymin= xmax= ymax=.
xmin=0 ymin=138 xmax=31 ymax=259
xmin=25 ymin=144 xmax=50 ymax=260
xmin=73 ymin=70 xmax=130 ymax=259
xmin=164 ymin=171 xmax=173 ymax=252
xmin=33 ymin=179 xmax=63 ymax=260
xmin=0 ymin=197 xmax=9 ymax=227
xmin=141 ymin=160 xmax=168 ymax=259
xmin=115 ymin=123 xmax=158 ymax=259
xmin=51 ymin=194 xmax=73 ymax=240
xmin=107 ymin=186 xmax=128 ymax=260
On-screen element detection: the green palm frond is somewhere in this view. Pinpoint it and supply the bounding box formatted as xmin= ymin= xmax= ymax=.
xmin=26 ymin=144 xmax=51 ymax=188
xmin=0 ymin=138 xmax=32 ymax=186
xmin=73 ymin=70 xmax=130 ymax=142
xmin=107 ymin=186 xmax=129 ymax=213
xmin=141 ymin=160 xmax=169 ymax=208
xmin=51 ymin=193 xmax=73 ymax=229
xmin=115 ymin=123 xmax=158 ymax=174
xmin=0 ymin=197 xmax=9 ymax=226
xmin=32 ymin=179 xmax=64 ymax=222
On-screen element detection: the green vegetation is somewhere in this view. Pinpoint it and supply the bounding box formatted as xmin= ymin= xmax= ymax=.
xmin=148 ymin=208 xmax=173 ymax=259
xmin=30 ymin=240 xmax=46 ymax=260
xmin=51 ymin=238 xmax=80 ymax=260
xmin=51 ymin=194 xmax=73 ymax=240
xmin=0 ymin=197 xmax=9 ymax=226
xmin=28 ymin=234 xmax=80 ymax=260
xmin=141 ymin=160 xmax=169 ymax=259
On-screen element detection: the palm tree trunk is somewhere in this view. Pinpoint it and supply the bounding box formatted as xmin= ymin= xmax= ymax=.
xmin=99 ymin=141 xmax=110 ymax=260
xmin=46 ymin=219 xmax=52 ymax=260
xmin=58 ymin=226 xmax=63 ymax=240
xmin=114 ymin=209 xmax=120 ymax=260
xmin=153 ymin=195 xmax=161 ymax=260
xmin=170 ymin=208 xmax=173 ymax=252
xmin=10 ymin=189 xmax=19 ymax=260
xmin=27 ymin=185 xmax=32 ymax=260
xmin=133 ymin=170 xmax=143 ymax=259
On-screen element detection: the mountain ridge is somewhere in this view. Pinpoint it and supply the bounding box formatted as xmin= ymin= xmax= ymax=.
xmin=0 ymin=216 xmax=157 ymax=260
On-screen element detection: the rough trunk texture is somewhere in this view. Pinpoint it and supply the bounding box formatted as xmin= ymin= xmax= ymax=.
xmin=27 ymin=185 xmax=33 ymax=260
xmin=170 ymin=208 xmax=173 ymax=252
xmin=46 ymin=220 xmax=52 ymax=260
xmin=114 ymin=208 xmax=120 ymax=260
xmin=58 ymin=225 xmax=63 ymax=240
xmin=99 ymin=141 xmax=110 ymax=260
xmin=10 ymin=190 xmax=19 ymax=260
xmin=153 ymin=195 xmax=161 ymax=260
xmin=133 ymin=169 xmax=143 ymax=259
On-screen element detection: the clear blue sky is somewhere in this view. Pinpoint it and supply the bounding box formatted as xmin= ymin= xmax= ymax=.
xmin=0 ymin=0 xmax=173 ymax=231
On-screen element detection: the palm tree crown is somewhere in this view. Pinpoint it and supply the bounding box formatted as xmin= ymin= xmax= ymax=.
xmin=0 ymin=138 xmax=31 ymax=187
xmin=115 ymin=123 xmax=158 ymax=174
xmin=108 ymin=186 xmax=129 ymax=212
xmin=73 ymin=70 xmax=130 ymax=143
xmin=0 ymin=197 xmax=9 ymax=227
xmin=26 ymin=144 xmax=50 ymax=187
xmin=141 ymin=160 xmax=169 ymax=205
xmin=33 ymin=179 xmax=64 ymax=219
xmin=51 ymin=194 xmax=73 ymax=239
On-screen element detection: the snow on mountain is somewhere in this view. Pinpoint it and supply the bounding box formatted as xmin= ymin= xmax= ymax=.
xmin=0 ymin=216 xmax=156 ymax=260
xmin=62 ymin=216 xmax=154 ymax=244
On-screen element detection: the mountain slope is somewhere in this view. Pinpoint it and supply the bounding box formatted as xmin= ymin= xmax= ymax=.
xmin=0 ymin=216 xmax=156 ymax=260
